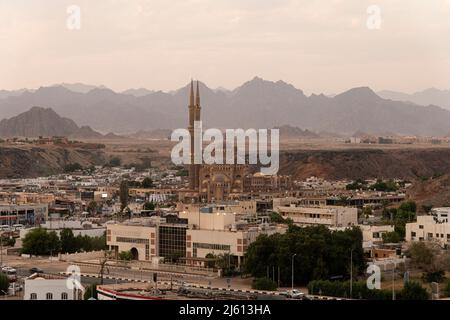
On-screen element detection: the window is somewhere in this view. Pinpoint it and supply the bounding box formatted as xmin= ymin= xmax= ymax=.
xmin=30 ymin=293 xmax=37 ymax=300
xmin=411 ymin=232 xmax=416 ymax=237
xmin=46 ymin=293 xmax=53 ymax=300
xmin=116 ymin=237 xmax=149 ymax=245
xmin=61 ymin=292 xmax=68 ymax=300
xmin=419 ymin=225 xmax=424 ymax=229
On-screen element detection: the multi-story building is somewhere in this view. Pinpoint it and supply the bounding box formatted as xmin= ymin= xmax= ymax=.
xmin=106 ymin=210 xmax=286 ymax=268
xmin=177 ymin=200 xmax=258 ymax=216
xmin=406 ymin=215 xmax=450 ymax=247
xmin=0 ymin=203 xmax=48 ymax=226
xmin=274 ymin=203 xmax=358 ymax=227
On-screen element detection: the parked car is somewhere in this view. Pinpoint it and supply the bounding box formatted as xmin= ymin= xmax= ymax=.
xmin=12 ymin=224 xmax=24 ymax=231
xmin=2 ymin=266 xmax=17 ymax=282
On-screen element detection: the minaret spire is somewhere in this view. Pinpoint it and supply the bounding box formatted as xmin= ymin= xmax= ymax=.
xmin=189 ymin=79 xmax=194 ymax=106
xmin=196 ymin=80 xmax=200 ymax=106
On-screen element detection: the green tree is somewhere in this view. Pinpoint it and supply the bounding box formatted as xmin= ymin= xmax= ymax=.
xmin=87 ymin=201 xmax=98 ymax=215
xmin=370 ymin=179 xmax=399 ymax=192
xmin=143 ymin=201 xmax=155 ymax=211
xmin=270 ymin=212 xmax=292 ymax=225
xmin=60 ymin=228 xmax=77 ymax=253
xmin=422 ymin=270 xmax=446 ymax=283
xmin=408 ymin=242 xmax=436 ymax=269
xmin=141 ymin=177 xmax=154 ymax=188
xmin=84 ymin=283 xmax=98 ymax=300
xmin=252 ymin=277 xmax=277 ymax=291
xmin=444 ymin=280 xmax=450 ymax=297
xmin=118 ymin=251 xmax=133 ymax=261
xmin=399 ymin=281 xmax=429 ymax=300
xmin=22 ymin=228 xmax=61 ymax=256
xmin=119 ymin=180 xmax=129 ymax=212
xmin=0 ymin=273 xmax=9 ymax=295
xmin=382 ymin=231 xmax=402 ymax=243
xmin=244 ymin=225 xmax=365 ymax=286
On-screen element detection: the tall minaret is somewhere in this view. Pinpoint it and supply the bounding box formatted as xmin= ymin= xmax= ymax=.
xmin=193 ymin=81 xmax=201 ymax=190
xmin=188 ymin=80 xmax=196 ymax=190
xmin=188 ymin=80 xmax=201 ymax=191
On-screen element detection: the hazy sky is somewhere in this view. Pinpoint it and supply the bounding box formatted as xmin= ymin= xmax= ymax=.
xmin=1 ymin=0 xmax=450 ymax=94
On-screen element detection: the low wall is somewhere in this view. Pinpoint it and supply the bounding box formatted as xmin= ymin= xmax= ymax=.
xmin=61 ymin=250 xmax=105 ymax=262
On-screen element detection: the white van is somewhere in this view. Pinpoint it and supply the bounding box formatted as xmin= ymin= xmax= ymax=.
xmin=0 ymin=225 xmax=11 ymax=232
xmin=12 ymin=224 xmax=24 ymax=231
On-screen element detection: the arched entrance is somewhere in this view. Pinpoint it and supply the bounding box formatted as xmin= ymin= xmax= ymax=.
xmin=130 ymin=247 xmax=139 ymax=260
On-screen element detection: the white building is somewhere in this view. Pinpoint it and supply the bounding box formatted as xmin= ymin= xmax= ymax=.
xmin=274 ymin=204 xmax=358 ymax=227
xmin=406 ymin=215 xmax=450 ymax=247
xmin=20 ymin=220 xmax=106 ymax=239
xmin=430 ymin=207 xmax=450 ymax=223
xmin=24 ymin=273 xmax=84 ymax=300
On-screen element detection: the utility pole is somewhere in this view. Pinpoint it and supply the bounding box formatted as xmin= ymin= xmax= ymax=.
xmin=0 ymin=235 xmax=3 ymax=267
xmin=350 ymin=248 xmax=354 ymax=299
xmin=291 ymin=253 xmax=297 ymax=290
xmin=278 ymin=266 xmax=280 ymax=288
xmin=272 ymin=266 xmax=275 ymax=282
xmin=392 ymin=261 xmax=396 ymax=300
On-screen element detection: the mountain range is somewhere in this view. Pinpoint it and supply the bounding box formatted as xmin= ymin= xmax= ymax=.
xmin=1 ymin=78 xmax=450 ymax=136
xmin=377 ymin=88 xmax=450 ymax=111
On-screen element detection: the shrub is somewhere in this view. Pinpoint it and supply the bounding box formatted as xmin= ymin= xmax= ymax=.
xmin=0 ymin=273 xmax=9 ymax=295
xmin=399 ymin=281 xmax=429 ymax=300
xmin=118 ymin=250 xmax=133 ymax=261
xmin=252 ymin=277 xmax=277 ymax=291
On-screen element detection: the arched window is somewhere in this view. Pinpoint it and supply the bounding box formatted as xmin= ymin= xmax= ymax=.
xmin=46 ymin=292 xmax=53 ymax=300
xmin=61 ymin=292 xmax=68 ymax=300
xmin=30 ymin=293 xmax=37 ymax=300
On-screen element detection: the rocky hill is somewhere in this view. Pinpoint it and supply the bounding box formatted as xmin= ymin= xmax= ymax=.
xmin=278 ymin=148 xmax=450 ymax=180
xmin=406 ymin=173 xmax=450 ymax=208
xmin=0 ymin=107 xmax=103 ymax=138
xmin=0 ymin=145 xmax=105 ymax=178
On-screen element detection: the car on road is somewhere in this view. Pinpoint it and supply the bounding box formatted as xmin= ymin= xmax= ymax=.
xmin=285 ymin=289 xmax=305 ymax=299
xmin=29 ymin=267 xmax=44 ymax=274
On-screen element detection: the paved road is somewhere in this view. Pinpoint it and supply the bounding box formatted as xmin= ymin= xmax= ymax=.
xmin=2 ymin=254 xmax=309 ymax=294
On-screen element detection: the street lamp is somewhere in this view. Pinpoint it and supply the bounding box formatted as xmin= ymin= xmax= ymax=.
xmin=291 ymin=253 xmax=297 ymax=290
xmin=350 ymin=248 xmax=354 ymax=299
xmin=392 ymin=260 xmax=396 ymax=301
